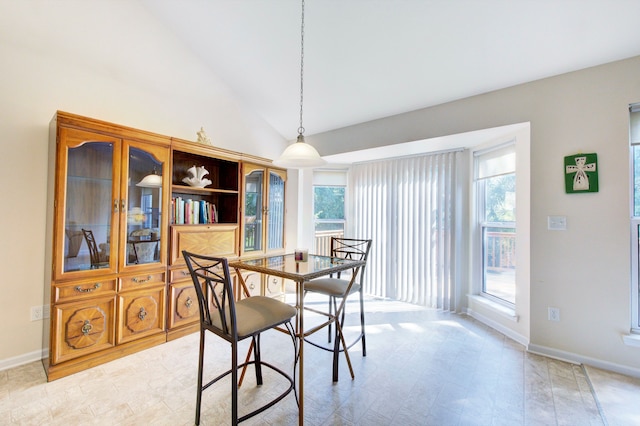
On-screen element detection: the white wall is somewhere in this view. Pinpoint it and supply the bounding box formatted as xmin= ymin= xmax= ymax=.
xmin=309 ymin=56 xmax=640 ymax=376
xmin=0 ymin=3 xmax=288 ymax=367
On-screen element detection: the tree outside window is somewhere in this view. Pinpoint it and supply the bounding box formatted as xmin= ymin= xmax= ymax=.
xmin=314 ymin=186 xmax=345 ymax=255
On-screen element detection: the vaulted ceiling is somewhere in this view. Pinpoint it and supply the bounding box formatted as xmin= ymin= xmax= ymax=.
xmin=4 ymin=1 xmax=640 ymax=143
xmin=140 ymin=0 xmax=640 ymax=140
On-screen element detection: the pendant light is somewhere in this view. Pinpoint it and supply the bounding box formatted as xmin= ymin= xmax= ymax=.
xmin=136 ymin=168 xmax=162 ymax=188
xmin=274 ymin=0 xmax=326 ymax=168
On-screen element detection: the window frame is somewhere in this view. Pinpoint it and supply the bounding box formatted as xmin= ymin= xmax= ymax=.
xmin=629 ymin=103 xmax=640 ymax=332
xmin=631 ymin=219 xmax=640 ymax=332
xmin=474 ymin=141 xmax=517 ymax=308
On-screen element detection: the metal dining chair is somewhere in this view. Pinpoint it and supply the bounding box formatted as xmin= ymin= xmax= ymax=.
xmin=81 ymin=228 xmax=109 ymax=269
xmin=183 ymin=251 xmax=298 ymax=425
xmin=304 ymin=237 xmax=372 ymax=382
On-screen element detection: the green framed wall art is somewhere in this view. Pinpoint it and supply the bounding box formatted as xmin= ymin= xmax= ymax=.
xmin=564 ymin=153 xmax=598 ymax=193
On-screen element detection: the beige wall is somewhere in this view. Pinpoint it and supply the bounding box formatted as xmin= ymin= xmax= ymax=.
xmin=0 ymin=4 xmax=288 ymax=367
xmin=309 ymin=55 xmax=640 ymax=376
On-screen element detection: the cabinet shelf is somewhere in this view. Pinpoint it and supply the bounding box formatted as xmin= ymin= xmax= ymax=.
xmin=171 ymin=185 xmax=239 ymax=196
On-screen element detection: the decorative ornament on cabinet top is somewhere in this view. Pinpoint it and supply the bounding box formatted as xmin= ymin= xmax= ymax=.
xmin=182 ymin=165 xmax=212 ymax=188
xmin=196 ymin=127 xmax=212 ymax=145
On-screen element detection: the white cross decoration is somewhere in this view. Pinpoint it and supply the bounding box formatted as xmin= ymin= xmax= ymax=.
xmin=566 ymin=156 xmax=596 ymax=191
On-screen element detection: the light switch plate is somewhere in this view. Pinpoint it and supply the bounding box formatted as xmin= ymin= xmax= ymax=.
xmin=548 ymin=215 xmax=567 ymax=231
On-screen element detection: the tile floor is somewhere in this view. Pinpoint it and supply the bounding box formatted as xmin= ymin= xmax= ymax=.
xmin=2 ymin=298 xmax=640 ymax=425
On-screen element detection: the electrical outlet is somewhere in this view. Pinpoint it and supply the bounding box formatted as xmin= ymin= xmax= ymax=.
xmin=548 ymin=307 xmax=560 ymax=322
xmin=31 ymin=306 xmax=43 ymax=321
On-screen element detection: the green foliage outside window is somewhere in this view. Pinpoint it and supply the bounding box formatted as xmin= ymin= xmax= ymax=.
xmin=485 ymin=174 xmax=516 ymax=223
xmin=314 ymin=186 xmax=345 ymax=219
xmin=245 ymin=193 xmax=257 ymax=217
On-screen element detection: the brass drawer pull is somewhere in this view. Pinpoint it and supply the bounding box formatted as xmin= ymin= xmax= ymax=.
xmin=181 ymin=271 xmax=189 ymax=276
xmin=138 ymin=307 xmax=147 ymax=320
xmin=132 ymin=275 xmax=152 ymax=284
xmin=75 ymin=283 xmax=101 ymax=293
xmin=81 ymin=320 xmax=93 ymax=336
xmin=185 ymin=297 xmax=193 ymax=308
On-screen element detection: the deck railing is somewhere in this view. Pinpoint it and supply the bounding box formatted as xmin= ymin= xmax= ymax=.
xmin=314 ymin=229 xmax=345 ymax=256
xmin=485 ymin=230 xmax=516 ymax=271
xmin=313 ymin=229 xmax=515 ymax=271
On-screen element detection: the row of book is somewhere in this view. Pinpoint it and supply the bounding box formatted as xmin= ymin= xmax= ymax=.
xmin=171 ymin=197 xmax=218 ymax=224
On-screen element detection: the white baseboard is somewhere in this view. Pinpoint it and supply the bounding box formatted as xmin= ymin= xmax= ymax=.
xmin=0 ymin=349 xmax=46 ymax=372
xmin=467 ymin=305 xmax=640 ymax=378
xmin=465 ymin=306 xmax=528 ymax=347
xmin=527 ymin=343 xmax=640 ymax=379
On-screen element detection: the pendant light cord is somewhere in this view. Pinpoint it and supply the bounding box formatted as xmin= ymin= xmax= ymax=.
xmin=298 ymin=0 xmax=305 ymax=138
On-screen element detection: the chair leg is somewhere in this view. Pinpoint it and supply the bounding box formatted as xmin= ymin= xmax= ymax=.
xmin=334 ymin=303 xmax=347 ymax=382
xmin=334 ymin=316 xmax=355 ymax=382
xmin=359 ymin=287 xmax=367 ymax=357
xmin=232 ymin=340 xmax=239 ymax=425
xmin=332 ymin=315 xmax=341 ymax=382
xmin=195 ymin=330 xmax=205 ymax=426
xmin=253 ymin=335 xmax=264 ymax=386
xmin=327 ymin=296 xmax=334 ymax=343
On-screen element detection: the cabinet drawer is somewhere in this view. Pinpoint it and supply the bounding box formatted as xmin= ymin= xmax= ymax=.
xmin=238 ymin=271 xmax=262 ymax=298
xmin=54 ymin=279 xmax=117 ymax=303
xmin=117 ymin=287 xmax=166 ymax=345
xmin=170 ymin=224 xmax=239 ymax=265
xmin=119 ymin=272 xmax=166 ymax=291
xmin=265 ymin=275 xmax=286 ymax=301
xmin=52 ymin=296 xmax=116 ymax=365
xmin=168 ymin=281 xmax=200 ymax=330
xmin=170 ymin=267 xmax=192 ymax=283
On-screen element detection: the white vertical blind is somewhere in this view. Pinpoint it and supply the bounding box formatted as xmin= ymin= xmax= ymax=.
xmin=350 ymin=151 xmax=459 ymax=310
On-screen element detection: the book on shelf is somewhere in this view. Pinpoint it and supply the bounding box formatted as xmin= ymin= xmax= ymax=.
xmin=171 ymin=197 xmax=217 ymax=224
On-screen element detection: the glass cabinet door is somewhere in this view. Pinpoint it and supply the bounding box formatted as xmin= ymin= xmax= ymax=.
xmin=59 ymin=128 xmax=120 ymax=277
xmin=123 ymin=144 xmax=166 ymax=267
xmin=267 ymin=170 xmax=285 ymax=250
xmin=241 ymin=163 xmax=286 ymax=256
xmin=56 ymin=128 xmax=169 ymax=279
xmin=243 ymin=168 xmax=264 ymax=253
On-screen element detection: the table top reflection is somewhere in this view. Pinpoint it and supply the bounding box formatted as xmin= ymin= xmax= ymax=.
xmin=229 ymin=253 xmax=365 ymax=282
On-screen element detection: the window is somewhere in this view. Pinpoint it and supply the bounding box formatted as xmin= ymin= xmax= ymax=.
xmin=313 ymin=186 xmax=345 ymax=256
xmin=630 ymin=103 xmax=640 ymax=331
xmin=313 ymin=170 xmax=348 ymax=256
xmin=475 ymin=143 xmax=516 ymax=305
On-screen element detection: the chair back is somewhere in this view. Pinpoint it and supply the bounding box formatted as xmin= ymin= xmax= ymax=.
xmin=182 ymin=251 xmax=237 ymax=341
xmin=81 ymin=228 xmax=101 ymax=268
xmin=331 ymin=237 xmax=372 ymax=281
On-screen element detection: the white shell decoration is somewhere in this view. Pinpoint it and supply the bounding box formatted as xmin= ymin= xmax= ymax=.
xmin=182 ymin=165 xmax=212 ymax=188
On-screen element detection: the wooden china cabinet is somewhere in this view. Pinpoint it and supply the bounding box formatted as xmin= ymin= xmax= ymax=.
xmin=43 ymin=112 xmax=288 ymax=380
xmin=44 ymin=112 xmax=171 ymax=380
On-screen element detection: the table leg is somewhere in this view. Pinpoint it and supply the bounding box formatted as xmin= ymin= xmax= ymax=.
xmin=297 ymin=278 xmax=304 ymax=426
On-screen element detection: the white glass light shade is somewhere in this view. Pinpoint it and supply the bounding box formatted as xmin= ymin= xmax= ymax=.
xmin=136 ymin=173 xmax=162 ymax=188
xmin=274 ymin=136 xmax=327 ymax=168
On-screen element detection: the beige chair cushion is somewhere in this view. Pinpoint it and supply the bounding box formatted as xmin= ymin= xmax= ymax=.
xmin=212 ymin=296 xmax=296 ymax=339
xmin=305 ymin=278 xmax=360 ymax=297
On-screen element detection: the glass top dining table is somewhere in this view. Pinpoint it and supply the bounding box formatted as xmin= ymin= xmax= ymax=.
xmin=230 ymin=253 xmax=364 ymax=282
xmin=229 ymin=253 xmax=366 ymax=426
